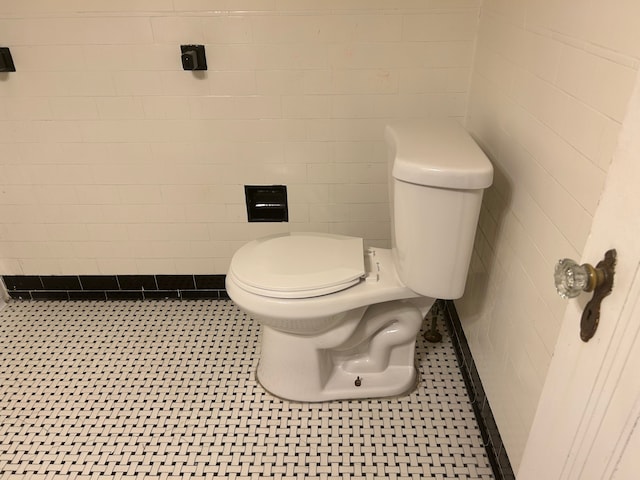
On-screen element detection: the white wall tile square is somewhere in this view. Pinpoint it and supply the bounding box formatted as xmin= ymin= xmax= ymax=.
xmin=556 ymin=44 xmax=637 ymax=122
xmin=402 ymin=12 xmax=480 ymax=42
xmin=96 ymin=97 xmax=145 ymax=120
xmin=48 ymin=98 xmax=99 ymax=120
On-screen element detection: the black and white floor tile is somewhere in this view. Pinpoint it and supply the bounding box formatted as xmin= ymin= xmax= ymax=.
xmin=0 ymin=300 xmax=494 ymax=479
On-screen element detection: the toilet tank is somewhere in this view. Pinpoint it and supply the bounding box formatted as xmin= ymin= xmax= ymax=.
xmin=385 ymin=119 xmax=493 ymax=299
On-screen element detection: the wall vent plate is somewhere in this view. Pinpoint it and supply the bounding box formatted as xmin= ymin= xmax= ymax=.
xmin=245 ymin=185 xmax=288 ymax=222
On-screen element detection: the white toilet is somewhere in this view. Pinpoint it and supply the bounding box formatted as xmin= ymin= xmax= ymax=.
xmin=226 ymin=119 xmax=493 ymax=402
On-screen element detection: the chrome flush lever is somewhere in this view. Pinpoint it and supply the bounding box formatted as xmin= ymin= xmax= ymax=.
xmin=554 ymin=249 xmax=617 ymax=342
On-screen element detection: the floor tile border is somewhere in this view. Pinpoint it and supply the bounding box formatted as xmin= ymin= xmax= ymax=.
xmin=443 ymin=299 xmax=516 ymax=480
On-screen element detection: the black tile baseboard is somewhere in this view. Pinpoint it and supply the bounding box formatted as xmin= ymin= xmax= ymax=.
xmin=41 ymin=275 xmax=81 ymax=291
xmin=117 ymin=275 xmax=157 ymax=291
xmin=2 ymin=274 xmax=227 ymax=301
xmin=79 ymin=275 xmax=119 ymax=291
xmin=443 ymin=299 xmax=515 ymax=480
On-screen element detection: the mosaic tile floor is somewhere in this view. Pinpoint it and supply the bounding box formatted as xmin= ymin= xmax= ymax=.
xmin=0 ymin=300 xmax=494 ymax=479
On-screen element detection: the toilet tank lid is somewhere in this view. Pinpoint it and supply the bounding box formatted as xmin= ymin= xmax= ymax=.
xmin=386 ymin=119 xmax=493 ymax=190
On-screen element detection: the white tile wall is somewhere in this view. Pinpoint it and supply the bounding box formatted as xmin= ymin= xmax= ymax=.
xmin=0 ymin=2 xmax=481 ymax=275
xmin=457 ymin=0 xmax=639 ymax=473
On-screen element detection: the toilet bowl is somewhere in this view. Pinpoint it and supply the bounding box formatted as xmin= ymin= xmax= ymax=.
xmin=227 ymin=119 xmax=493 ymax=402
xmin=227 ymin=239 xmax=434 ymax=401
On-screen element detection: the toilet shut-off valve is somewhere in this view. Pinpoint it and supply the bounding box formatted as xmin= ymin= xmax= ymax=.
xmin=554 ymin=249 xmax=617 ymax=342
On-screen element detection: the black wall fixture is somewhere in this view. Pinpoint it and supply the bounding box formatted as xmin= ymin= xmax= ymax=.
xmin=245 ymin=185 xmax=288 ymax=222
xmin=0 ymin=47 xmax=16 ymax=72
xmin=180 ymin=44 xmax=207 ymax=71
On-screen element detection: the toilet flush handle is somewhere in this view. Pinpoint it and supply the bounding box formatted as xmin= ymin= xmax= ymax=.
xmin=553 ymin=249 xmax=616 ymax=342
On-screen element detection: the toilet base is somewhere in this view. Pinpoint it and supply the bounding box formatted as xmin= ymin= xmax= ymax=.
xmin=258 ymin=362 xmax=418 ymax=402
xmin=322 ymin=363 xmax=418 ymax=401
xmin=256 ymin=300 xmax=427 ymax=402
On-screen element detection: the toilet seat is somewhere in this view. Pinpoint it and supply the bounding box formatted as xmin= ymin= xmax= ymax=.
xmin=229 ymin=232 xmax=365 ymax=299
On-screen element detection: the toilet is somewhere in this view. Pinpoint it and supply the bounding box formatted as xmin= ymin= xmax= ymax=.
xmin=226 ymin=119 xmax=493 ymax=402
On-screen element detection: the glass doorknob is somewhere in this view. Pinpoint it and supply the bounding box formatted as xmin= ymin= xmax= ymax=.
xmin=553 ymin=250 xmax=617 ymax=342
xmin=554 ymin=258 xmax=598 ymax=299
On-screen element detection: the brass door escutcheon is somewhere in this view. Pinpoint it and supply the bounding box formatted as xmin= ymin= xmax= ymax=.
xmin=554 ymin=249 xmax=617 ymax=342
xmin=580 ymin=249 xmax=616 ymax=342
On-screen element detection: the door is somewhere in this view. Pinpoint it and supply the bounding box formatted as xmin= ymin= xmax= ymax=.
xmin=518 ymin=70 xmax=640 ymax=478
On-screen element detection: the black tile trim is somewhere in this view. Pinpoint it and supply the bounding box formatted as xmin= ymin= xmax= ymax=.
xmin=442 ymin=299 xmax=516 ymax=480
xmin=156 ymin=274 xmax=195 ymax=290
xmin=180 ymin=289 xmax=220 ymax=300
xmin=41 ymin=275 xmax=81 ymax=290
xmin=68 ymin=291 xmax=108 ymax=301
xmin=2 ymin=274 xmax=228 ymax=301
xmin=106 ymin=290 xmax=145 ymax=301
xmin=194 ymin=274 xmax=226 ymax=290
xmin=2 ymin=275 xmax=43 ymax=291
xmin=143 ymin=290 xmax=180 ymax=300
xmin=117 ymin=275 xmax=157 ymax=291
xmin=31 ymin=291 xmax=70 ymax=301
xmin=79 ymin=275 xmax=119 ymax=291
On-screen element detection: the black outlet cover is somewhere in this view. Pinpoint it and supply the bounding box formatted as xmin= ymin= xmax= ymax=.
xmin=180 ymin=44 xmax=207 ymax=71
xmin=0 ymin=47 xmax=16 ymax=72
